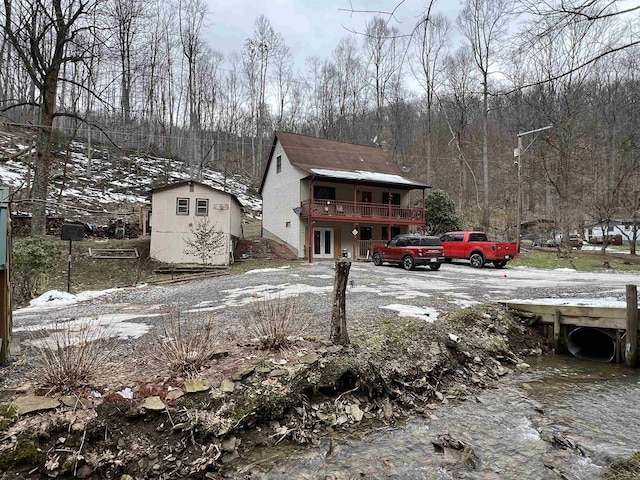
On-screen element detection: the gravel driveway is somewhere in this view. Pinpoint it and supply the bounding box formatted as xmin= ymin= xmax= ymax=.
xmin=13 ymin=261 xmax=640 ymax=340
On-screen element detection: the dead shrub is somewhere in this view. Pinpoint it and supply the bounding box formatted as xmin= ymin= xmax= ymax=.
xmin=28 ymin=319 xmax=120 ymax=391
xmin=149 ymin=308 xmax=223 ymax=374
xmin=239 ymin=296 xmax=309 ymax=350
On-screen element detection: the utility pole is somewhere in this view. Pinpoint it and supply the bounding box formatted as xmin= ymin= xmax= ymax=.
xmin=515 ymin=125 xmax=553 ymax=253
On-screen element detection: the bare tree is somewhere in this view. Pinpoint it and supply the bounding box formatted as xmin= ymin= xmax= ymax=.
xmin=332 ymin=37 xmax=365 ymax=141
xmin=363 ymin=16 xmax=402 ymax=141
xmin=442 ymin=47 xmax=480 ymax=214
xmin=243 ymin=15 xmax=283 ymax=176
xmin=458 ymin=0 xmax=514 ymax=231
xmin=2 ymin=0 xmax=100 ymax=235
xmin=183 ymin=217 xmax=226 ymax=265
xmin=412 ymin=12 xmax=451 ymax=184
xmin=107 ymin=0 xmax=146 ymax=123
xmin=518 ymin=0 xmax=640 ymax=84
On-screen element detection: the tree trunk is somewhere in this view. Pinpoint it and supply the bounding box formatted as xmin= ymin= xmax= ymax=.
xmin=32 ymin=69 xmax=58 ymax=236
xmin=481 ymin=73 xmax=490 ymax=231
xmin=330 ymin=260 xmax=351 ymax=345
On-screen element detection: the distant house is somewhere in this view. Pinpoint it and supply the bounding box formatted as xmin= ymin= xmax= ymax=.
xmin=584 ymin=219 xmax=638 ymax=245
xmin=150 ymin=180 xmax=243 ymax=265
xmin=259 ymin=131 xmax=430 ymax=261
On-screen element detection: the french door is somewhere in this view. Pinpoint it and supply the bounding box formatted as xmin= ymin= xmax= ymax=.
xmin=313 ymin=228 xmax=334 ymax=258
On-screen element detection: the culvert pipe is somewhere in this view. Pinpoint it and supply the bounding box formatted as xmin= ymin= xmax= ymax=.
xmin=566 ymin=327 xmax=616 ymax=363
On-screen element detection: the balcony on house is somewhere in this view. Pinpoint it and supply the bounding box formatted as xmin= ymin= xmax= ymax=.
xmin=300 ymin=199 xmax=424 ymax=225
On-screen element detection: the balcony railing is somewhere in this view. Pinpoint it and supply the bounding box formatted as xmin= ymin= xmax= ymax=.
xmin=301 ymin=199 xmax=424 ymax=225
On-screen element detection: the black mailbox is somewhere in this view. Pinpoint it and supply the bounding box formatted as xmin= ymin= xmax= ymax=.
xmin=61 ymin=224 xmax=85 ymax=241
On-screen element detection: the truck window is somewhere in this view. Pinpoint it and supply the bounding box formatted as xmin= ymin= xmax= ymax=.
xmin=452 ymin=234 xmax=464 ymax=242
xmin=396 ymin=238 xmax=407 ymax=247
xmin=469 ymin=233 xmax=488 ymax=242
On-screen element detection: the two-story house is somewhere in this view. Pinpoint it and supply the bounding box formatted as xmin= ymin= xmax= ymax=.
xmin=259 ymin=132 xmax=430 ymax=261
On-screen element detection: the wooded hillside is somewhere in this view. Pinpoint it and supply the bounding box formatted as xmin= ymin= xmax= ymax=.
xmin=0 ymin=0 xmax=638 ymax=241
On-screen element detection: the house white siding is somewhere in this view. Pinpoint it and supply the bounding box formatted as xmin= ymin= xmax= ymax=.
xmin=262 ymin=140 xmax=307 ymax=256
xmin=150 ymin=182 xmax=241 ymax=265
xmin=584 ymin=221 xmax=635 ymax=245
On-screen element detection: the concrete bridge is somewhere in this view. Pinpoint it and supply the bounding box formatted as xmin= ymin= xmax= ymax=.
xmin=504 ymin=285 xmax=639 ymax=366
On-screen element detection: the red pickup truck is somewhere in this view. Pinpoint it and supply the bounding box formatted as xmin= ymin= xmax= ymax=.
xmin=372 ymin=234 xmax=445 ymax=271
xmin=439 ymin=231 xmax=518 ymax=268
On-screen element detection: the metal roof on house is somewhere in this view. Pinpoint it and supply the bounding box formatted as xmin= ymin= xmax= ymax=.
xmin=259 ymin=131 xmax=430 ymax=193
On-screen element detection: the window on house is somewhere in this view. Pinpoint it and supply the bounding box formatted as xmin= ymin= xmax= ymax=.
xmin=189 ymin=183 xmax=194 ymax=192
xmin=176 ymin=198 xmax=190 ymax=215
xmin=359 ymin=227 xmax=372 ymax=240
xmin=196 ymin=198 xmax=209 ymax=216
xmin=382 ymin=226 xmax=401 ymax=240
xmin=313 ymin=186 xmax=336 ymax=200
xmin=382 ymin=192 xmax=401 ymax=205
xmin=276 ymin=155 xmax=282 ymax=173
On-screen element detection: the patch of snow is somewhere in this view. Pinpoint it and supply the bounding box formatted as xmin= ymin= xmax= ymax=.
xmin=503 ymin=297 xmax=626 ymax=308
xmin=20 ymin=313 xmax=157 ymax=348
xmin=244 ymin=265 xmax=291 ymax=274
xmin=380 ymin=304 xmax=439 ymax=321
xmin=117 ymin=387 xmax=134 ymax=399
xmin=21 ymin=288 xmax=120 ymax=311
xmin=309 ymin=168 xmax=425 ymax=187
xmin=221 ymin=283 xmax=332 ymax=306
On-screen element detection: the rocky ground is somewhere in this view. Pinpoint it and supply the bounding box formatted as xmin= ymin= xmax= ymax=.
xmin=3 ymin=250 xmax=638 ymax=479
xmin=0 ymin=298 xmax=552 ymax=479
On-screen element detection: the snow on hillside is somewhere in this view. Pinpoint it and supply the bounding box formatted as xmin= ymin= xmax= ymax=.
xmin=0 ymin=126 xmax=262 ymax=218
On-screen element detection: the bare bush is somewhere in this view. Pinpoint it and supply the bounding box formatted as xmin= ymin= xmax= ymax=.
xmin=149 ymin=308 xmax=223 ymax=374
xmin=29 ymin=319 xmax=120 ymax=391
xmin=239 ymin=296 xmax=309 ymax=350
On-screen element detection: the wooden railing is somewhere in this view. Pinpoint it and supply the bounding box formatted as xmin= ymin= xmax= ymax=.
xmin=301 ymin=200 xmax=424 ymax=224
xmin=357 ymin=240 xmax=387 ymax=259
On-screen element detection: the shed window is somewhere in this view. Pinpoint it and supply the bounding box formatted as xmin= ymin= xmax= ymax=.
xmin=176 ymin=198 xmax=190 ymax=215
xmin=276 ymin=155 xmax=282 ymax=173
xmin=196 ymin=198 xmax=209 ymax=216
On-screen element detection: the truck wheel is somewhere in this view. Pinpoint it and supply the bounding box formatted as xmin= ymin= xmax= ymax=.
xmin=372 ymin=252 xmax=383 ymax=266
xmin=402 ymin=255 xmax=415 ymax=271
xmin=493 ymin=261 xmax=506 ymax=269
xmin=469 ymin=252 xmax=485 ymax=268
xmin=429 ymin=263 xmax=441 ymax=271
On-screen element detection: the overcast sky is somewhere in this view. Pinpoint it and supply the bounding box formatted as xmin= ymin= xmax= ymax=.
xmin=202 ymin=0 xmax=461 ymax=67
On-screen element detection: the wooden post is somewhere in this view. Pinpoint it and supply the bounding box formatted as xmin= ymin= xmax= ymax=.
xmin=330 ymin=260 xmax=351 ymax=345
xmin=0 ymin=187 xmax=10 ymax=364
xmin=0 ymin=268 xmax=9 ymax=363
xmin=554 ymin=309 xmax=562 ymax=353
xmin=626 ymin=284 xmax=638 ymax=368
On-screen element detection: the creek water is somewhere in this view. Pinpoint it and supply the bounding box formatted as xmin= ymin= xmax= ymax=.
xmin=226 ymin=356 xmax=640 ymax=479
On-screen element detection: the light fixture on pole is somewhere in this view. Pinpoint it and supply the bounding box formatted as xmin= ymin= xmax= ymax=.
xmin=515 ymin=125 xmax=553 ymax=253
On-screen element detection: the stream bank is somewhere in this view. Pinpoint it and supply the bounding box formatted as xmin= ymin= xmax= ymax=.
xmin=0 ymin=305 xmax=553 ymax=479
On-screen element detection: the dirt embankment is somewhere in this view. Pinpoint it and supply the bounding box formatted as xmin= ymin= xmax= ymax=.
xmin=0 ymin=304 xmax=551 ymax=479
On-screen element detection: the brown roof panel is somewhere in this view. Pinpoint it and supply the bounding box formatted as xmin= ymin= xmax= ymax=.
xmin=260 ymin=132 xmax=428 ymax=192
